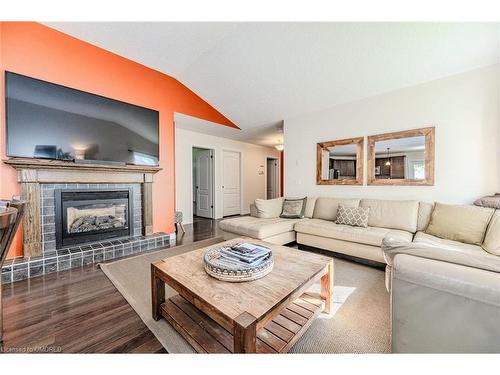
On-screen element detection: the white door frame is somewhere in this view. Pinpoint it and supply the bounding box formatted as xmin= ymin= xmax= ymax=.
xmin=192 ymin=146 xmax=215 ymax=219
xmin=222 ymin=148 xmax=243 ymax=217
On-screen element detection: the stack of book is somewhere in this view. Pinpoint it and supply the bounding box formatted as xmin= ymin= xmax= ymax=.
xmin=217 ymin=242 xmax=272 ymax=269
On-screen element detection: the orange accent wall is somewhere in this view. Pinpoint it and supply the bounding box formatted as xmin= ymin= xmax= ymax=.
xmin=0 ymin=22 xmax=238 ymax=258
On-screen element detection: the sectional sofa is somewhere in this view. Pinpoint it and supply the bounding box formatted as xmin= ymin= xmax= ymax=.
xmin=219 ymin=196 xmax=500 ymax=352
xmin=219 ymin=197 xmax=498 ymax=263
xmin=219 ymin=197 xmax=436 ymax=264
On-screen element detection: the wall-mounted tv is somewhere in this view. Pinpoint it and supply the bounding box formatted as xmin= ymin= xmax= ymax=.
xmin=5 ymin=72 xmax=160 ymax=166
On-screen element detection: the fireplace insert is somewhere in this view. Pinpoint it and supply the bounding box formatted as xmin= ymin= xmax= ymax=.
xmin=55 ymin=188 xmax=134 ymax=248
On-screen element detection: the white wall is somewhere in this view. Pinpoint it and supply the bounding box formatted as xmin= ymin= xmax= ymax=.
xmin=284 ymin=65 xmax=500 ymax=204
xmin=175 ymin=127 xmax=281 ymax=224
xmin=498 ymin=63 xmax=500 ymax=192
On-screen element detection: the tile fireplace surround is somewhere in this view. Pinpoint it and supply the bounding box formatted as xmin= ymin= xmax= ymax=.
xmin=1 ymin=158 xmax=175 ymax=284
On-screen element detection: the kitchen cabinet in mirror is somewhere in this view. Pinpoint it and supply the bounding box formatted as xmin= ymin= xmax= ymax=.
xmin=316 ymin=137 xmax=364 ymax=185
xmin=367 ymin=127 xmax=435 ymax=186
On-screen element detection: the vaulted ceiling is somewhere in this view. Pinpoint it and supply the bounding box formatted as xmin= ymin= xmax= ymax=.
xmin=45 ymin=22 xmax=500 ymax=146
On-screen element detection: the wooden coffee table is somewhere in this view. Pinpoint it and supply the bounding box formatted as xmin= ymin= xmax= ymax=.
xmin=151 ymin=238 xmax=334 ymax=353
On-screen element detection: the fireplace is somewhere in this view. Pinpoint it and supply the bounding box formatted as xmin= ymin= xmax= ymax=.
xmin=55 ymin=188 xmax=134 ymax=248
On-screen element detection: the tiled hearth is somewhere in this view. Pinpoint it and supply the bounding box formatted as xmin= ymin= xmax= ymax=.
xmin=1 ymin=231 xmax=174 ymax=284
xmin=2 ymin=158 xmax=170 ymax=284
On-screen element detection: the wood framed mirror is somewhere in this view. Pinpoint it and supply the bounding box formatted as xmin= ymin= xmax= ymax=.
xmin=367 ymin=127 xmax=435 ymax=186
xmin=317 ymin=137 xmax=364 ymax=185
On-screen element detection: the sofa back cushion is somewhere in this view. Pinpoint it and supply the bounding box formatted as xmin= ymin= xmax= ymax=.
xmin=417 ymin=202 xmax=434 ymax=231
xmin=312 ymin=197 xmax=360 ymax=221
xmin=249 ymin=203 xmax=258 ymax=218
xmin=425 ymin=203 xmax=495 ymax=245
xmin=304 ymin=197 xmax=317 ymax=218
xmin=482 ymin=210 xmax=500 ymax=255
xmin=254 ymin=197 xmax=284 ymax=218
xmin=360 ymin=199 xmax=419 ymax=232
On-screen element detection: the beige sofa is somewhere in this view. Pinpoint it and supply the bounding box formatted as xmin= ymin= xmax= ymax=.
xmin=220 ymin=197 xmax=500 ymax=352
xmin=219 ymin=196 xmax=497 ymax=266
xmin=219 ymin=197 xmax=434 ymax=264
xmin=382 ymin=234 xmax=500 ymax=352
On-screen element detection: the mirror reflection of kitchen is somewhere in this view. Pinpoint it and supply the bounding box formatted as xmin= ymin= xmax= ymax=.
xmin=374 ymin=136 xmax=425 ymax=180
xmin=321 ymin=143 xmax=357 ymax=180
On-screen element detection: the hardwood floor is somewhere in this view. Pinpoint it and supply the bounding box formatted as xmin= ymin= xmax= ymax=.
xmin=0 ymin=217 xmax=222 ymax=353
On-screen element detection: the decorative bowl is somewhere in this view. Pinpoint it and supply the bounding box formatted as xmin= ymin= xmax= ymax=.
xmin=203 ymin=242 xmax=274 ymax=282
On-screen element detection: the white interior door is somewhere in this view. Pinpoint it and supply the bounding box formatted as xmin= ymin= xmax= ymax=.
xmin=267 ymin=158 xmax=278 ymax=199
xmin=195 ymin=149 xmax=213 ymax=218
xmin=222 ymin=150 xmax=241 ymax=216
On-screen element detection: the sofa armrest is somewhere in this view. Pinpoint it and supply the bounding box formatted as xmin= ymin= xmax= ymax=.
xmin=382 ymin=237 xmax=500 ymax=274
xmin=391 ymin=254 xmax=500 ymax=353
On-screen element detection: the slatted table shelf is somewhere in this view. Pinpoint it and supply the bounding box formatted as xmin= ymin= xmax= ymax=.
xmin=160 ymin=293 xmax=324 ymax=353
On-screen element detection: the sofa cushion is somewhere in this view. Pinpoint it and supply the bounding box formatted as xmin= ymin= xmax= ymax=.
xmin=304 ymin=197 xmax=316 ymax=218
xmin=297 ymin=233 xmax=386 ymax=263
xmin=417 ymin=202 xmax=434 ymax=232
xmin=254 ymin=197 xmax=283 ymax=218
xmin=425 ymin=203 xmax=495 ymax=245
xmin=360 ymin=199 xmax=419 ymax=233
xmin=219 ymin=216 xmax=304 ymax=239
xmin=294 ymin=218 xmax=412 ymax=247
xmin=413 ymin=231 xmax=484 ymax=253
xmin=312 ymin=197 xmax=360 ymax=221
xmin=280 ymin=197 xmax=307 ymax=219
xmin=335 ymin=205 xmax=369 ymax=227
xmin=482 ymin=210 xmax=500 ymax=256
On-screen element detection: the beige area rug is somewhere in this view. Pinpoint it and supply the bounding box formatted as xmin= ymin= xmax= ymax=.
xmin=100 ymin=238 xmax=390 ymax=353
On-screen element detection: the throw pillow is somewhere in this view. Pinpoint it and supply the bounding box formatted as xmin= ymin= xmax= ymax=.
xmin=335 ymin=205 xmax=369 ymax=228
xmin=474 ymin=194 xmax=500 ymax=209
xmin=280 ymin=197 xmax=307 ymax=219
xmin=254 ymin=197 xmax=284 ymax=218
xmin=425 ymin=203 xmax=495 ymax=245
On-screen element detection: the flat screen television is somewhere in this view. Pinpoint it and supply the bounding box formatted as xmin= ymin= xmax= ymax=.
xmin=5 ymin=71 xmax=160 ymax=166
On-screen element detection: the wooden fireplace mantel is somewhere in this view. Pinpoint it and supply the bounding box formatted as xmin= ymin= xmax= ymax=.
xmin=4 ymin=158 xmax=161 ymax=176
xmin=3 ymin=158 xmax=162 ymax=258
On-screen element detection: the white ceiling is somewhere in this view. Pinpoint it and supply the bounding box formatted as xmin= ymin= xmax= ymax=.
xmin=174 ymin=113 xmax=283 ymax=148
xmin=375 ymin=136 xmax=425 ymax=154
xmin=45 ymin=22 xmax=500 ymax=146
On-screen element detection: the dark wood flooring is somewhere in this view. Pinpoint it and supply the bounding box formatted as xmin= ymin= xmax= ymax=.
xmin=1 ymin=217 xmax=222 ymax=353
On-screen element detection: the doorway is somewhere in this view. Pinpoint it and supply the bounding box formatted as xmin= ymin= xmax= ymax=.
xmin=192 ymin=147 xmax=215 ymax=219
xmin=222 ymin=150 xmax=241 ymax=217
xmin=266 ymin=157 xmax=280 ymax=199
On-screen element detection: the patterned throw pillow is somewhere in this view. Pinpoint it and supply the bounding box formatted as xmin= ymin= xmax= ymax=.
xmin=336 ymin=205 xmax=370 ymax=227
xmin=280 ymin=197 xmax=307 ymax=219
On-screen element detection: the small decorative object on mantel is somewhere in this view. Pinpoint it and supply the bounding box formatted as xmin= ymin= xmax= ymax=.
xmin=203 ymin=241 xmax=273 ymax=282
